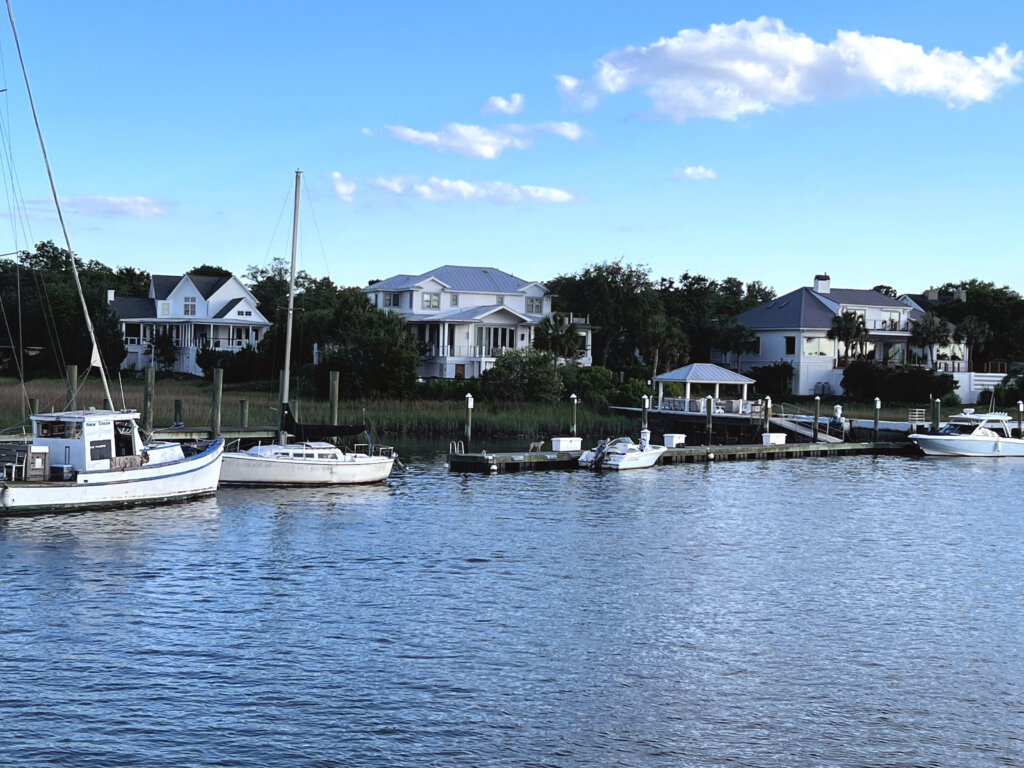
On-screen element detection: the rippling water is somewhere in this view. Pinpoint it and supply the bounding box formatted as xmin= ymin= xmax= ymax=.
xmin=2 ymin=444 xmax=1022 ymax=767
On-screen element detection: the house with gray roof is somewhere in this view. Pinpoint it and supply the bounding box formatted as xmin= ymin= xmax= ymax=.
xmin=110 ymin=273 xmax=270 ymax=375
xmin=719 ymin=274 xmax=917 ymax=396
xmin=364 ymin=265 xmax=592 ymax=378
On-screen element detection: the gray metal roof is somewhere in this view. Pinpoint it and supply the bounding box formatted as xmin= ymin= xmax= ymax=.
xmin=654 ymin=363 xmax=755 ymax=384
xmin=405 ymin=305 xmax=533 ymax=323
xmin=735 ymin=287 xmax=835 ymax=329
xmin=365 ymin=265 xmax=541 ymax=294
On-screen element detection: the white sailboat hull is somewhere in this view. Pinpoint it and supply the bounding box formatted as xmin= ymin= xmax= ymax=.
xmin=909 ymin=434 xmax=1024 ymax=457
xmin=1 ymin=439 xmax=224 ymax=514
xmin=220 ymin=452 xmax=394 ymax=485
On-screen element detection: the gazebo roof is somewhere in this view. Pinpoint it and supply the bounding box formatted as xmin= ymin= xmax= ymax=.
xmin=653 ymin=363 xmax=755 ymax=385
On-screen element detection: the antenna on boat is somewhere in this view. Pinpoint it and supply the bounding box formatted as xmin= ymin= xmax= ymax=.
xmin=7 ymin=0 xmax=113 ymax=410
xmin=279 ymin=169 xmax=300 ymax=445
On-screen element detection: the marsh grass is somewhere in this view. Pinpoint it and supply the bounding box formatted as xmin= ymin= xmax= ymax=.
xmin=0 ymin=376 xmax=634 ymax=438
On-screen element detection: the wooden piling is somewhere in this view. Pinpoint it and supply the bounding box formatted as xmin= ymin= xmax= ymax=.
xmin=142 ymin=365 xmax=155 ymax=437
xmin=174 ymin=399 xmax=183 ymax=426
xmin=211 ymin=368 xmax=223 ymax=437
xmin=66 ymin=364 xmax=77 ymax=410
xmin=28 ymin=397 xmax=38 ymax=415
xmin=238 ymin=398 xmax=249 ymax=428
xmin=329 ymin=370 xmax=339 ymax=425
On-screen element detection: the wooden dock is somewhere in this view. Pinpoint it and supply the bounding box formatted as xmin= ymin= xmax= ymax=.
xmin=448 ymin=441 xmax=913 ymax=473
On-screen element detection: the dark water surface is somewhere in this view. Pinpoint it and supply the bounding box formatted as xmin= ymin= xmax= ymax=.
xmin=2 ymin=442 xmax=1022 ymax=767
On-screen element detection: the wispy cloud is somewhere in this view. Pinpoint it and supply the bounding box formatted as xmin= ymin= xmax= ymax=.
xmin=675 ymin=165 xmax=717 ymax=180
xmin=385 ymin=120 xmax=583 ymax=159
xmin=369 ymin=175 xmax=574 ymax=203
xmin=564 ymin=17 xmax=1023 ymax=121
xmin=483 ymin=93 xmax=524 ymax=115
xmin=61 ymin=195 xmax=170 ymax=217
xmin=331 ymin=172 xmax=356 ymax=202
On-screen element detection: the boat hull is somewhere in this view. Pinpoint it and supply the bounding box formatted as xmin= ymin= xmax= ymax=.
xmin=0 ymin=439 xmax=224 ymax=514
xmin=219 ymin=452 xmax=394 ymax=485
xmin=909 ymin=435 xmax=1024 ymax=457
xmin=578 ymin=443 xmax=667 ymax=470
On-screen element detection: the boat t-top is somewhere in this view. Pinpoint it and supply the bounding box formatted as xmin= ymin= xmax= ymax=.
xmin=908 ymin=409 xmax=1024 ymax=457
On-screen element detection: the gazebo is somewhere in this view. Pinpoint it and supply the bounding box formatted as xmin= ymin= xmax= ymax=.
xmin=652 ymin=363 xmax=756 ymax=413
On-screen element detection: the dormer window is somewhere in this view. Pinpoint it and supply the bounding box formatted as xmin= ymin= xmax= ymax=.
xmin=184 ymin=296 xmax=196 ymax=316
xmin=495 ymin=296 xmax=504 ymax=306
xmin=383 ymin=292 xmax=401 ymax=307
xmin=526 ymin=297 xmax=542 ymax=313
xmin=422 ymin=292 xmax=440 ymax=310
xmin=450 ymin=294 xmax=459 ymax=307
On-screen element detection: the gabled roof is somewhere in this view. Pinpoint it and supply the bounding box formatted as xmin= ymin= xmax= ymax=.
xmin=365 ymin=265 xmax=541 ymax=294
xmin=151 ymin=273 xmax=232 ymax=300
xmin=213 ymin=297 xmax=244 ymax=318
xmin=735 ymin=287 xmax=836 ymax=330
xmin=654 ymin=363 xmax=755 ymax=385
xmin=824 ymin=288 xmax=904 ymax=308
xmin=111 ymin=296 xmax=157 ymax=320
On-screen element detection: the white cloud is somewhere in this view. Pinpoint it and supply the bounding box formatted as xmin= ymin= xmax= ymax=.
xmin=483 ymin=93 xmax=525 ymax=115
xmin=370 ymin=175 xmax=573 ymax=203
xmin=62 ymin=195 xmax=169 ymax=217
xmin=385 ymin=120 xmax=583 ymax=158
xmin=386 ymin=123 xmax=529 ymax=159
xmin=675 ymin=165 xmax=718 ymax=180
xmin=556 ymin=74 xmax=599 ymax=110
xmin=572 ymin=17 xmax=1023 ymax=122
xmin=331 ymin=172 xmax=356 ymax=202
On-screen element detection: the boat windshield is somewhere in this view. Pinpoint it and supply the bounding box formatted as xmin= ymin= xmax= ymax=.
xmin=938 ymin=421 xmax=976 ymax=435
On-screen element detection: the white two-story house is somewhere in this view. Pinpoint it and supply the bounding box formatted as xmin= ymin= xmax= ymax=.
xmin=111 ymin=273 xmax=271 ymax=375
xmin=719 ymin=274 xmax=919 ymax=396
xmin=364 ymin=265 xmax=593 ymax=379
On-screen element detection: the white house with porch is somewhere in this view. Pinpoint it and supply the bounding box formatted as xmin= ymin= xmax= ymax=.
xmin=111 ymin=273 xmax=271 ymax=376
xmin=717 ymin=274 xmax=924 ymax=396
xmin=364 ymin=265 xmax=593 ymax=379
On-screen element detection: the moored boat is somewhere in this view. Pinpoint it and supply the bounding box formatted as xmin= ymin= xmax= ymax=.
xmin=578 ymin=429 xmax=667 ymax=470
xmin=220 ymin=440 xmax=394 ymax=485
xmin=1 ymin=409 xmax=222 ymax=514
xmin=908 ymin=409 xmax=1024 ymax=457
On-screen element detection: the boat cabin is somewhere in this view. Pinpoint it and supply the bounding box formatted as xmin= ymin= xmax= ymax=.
xmin=246 ymin=442 xmax=347 ymax=461
xmin=31 ymin=409 xmax=145 ymax=473
xmin=939 ymin=410 xmax=1014 ymax=438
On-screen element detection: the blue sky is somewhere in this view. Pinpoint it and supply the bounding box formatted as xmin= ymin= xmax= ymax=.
xmin=2 ymin=1 xmax=1022 ymax=296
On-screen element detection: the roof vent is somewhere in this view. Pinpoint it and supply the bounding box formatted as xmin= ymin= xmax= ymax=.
xmin=813 ymin=274 xmax=831 ymax=294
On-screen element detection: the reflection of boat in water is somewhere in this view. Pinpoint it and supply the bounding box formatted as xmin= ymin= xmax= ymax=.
xmin=909 ymin=409 xmax=1024 ymax=457
xmin=578 ymin=430 xmax=667 ymax=470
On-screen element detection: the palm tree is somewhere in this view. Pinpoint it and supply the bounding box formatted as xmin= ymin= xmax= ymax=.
xmin=827 ymin=311 xmax=867 ymax=365
xmin=713 ymin=319 xmax=756 ymax=371
xmin=533 ymin=313 xmax=582 ymax=361
xmin=953 ymin=315 xmax=992 ymax=370
xmin=910 ymin=311 xmax=953 ymax=369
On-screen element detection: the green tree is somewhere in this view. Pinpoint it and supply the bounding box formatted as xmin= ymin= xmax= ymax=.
xmin=932 ymin=280 xmax=1024 ymax=365
xmin=190 ymin=264 xmax=233 ymax=277
xmin=910 ymin=311 xmax=953 ymax=369
xmin=872 ymin=284 xmax=897 ymax=298
xmin=533 ymin=313 xmax=583 ymax=361
xmin=482 ymin=348 xmax=563 ymax=403
xmin=827 ymin=311 xmax=868 ymax=365
xmin=712 ymin=319 xmax=756 ymax=371
xmin=953 ymin=315 xmax=992 ymax=368
xmin=150 ymin=328 xmax=178 ymax=372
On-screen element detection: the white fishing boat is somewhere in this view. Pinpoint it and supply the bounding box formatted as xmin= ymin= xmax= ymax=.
xmin=0 ymin=7 xmax=223 ymax=515
xmin=219 ymin=171 xmax=396 ymax=486
xmin=578 ymin=429 xmax=667 ymax=470
xmin=909 ymin=409 xmax=1024 ymax=457
xmin=1 ymin=410 xmax=222 ymax=513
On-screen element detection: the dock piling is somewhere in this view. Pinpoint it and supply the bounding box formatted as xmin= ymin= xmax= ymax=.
xmin=65 ymin=364 xmax=77 ymax=411
xmin=142 ymin=365 xmax=155 ymax=438
xmin=211 ymin=368 xmax=223 ymax=437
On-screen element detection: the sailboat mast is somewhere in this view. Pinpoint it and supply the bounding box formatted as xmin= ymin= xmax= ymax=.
xmin=279 ymin=169 xmax=301 ymax=442
xmin=7 ymin=1 xmax=114 ymax=410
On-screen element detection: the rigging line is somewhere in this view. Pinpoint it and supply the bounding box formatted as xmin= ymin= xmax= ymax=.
xmin=300 ymin=174 xmax=331 ymax=281
xmin=6 ymin=0 xmax=112 ymax=409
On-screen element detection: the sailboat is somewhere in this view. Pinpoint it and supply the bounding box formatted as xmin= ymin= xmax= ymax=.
xmin=0 ymin=6 xmax=224 ymax=514
xmin=218 ymin=171 xmax=396 ymax=486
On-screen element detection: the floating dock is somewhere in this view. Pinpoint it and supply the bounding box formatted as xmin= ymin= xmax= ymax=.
xmin=448 ymin=441 xmax=913 ymax=473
